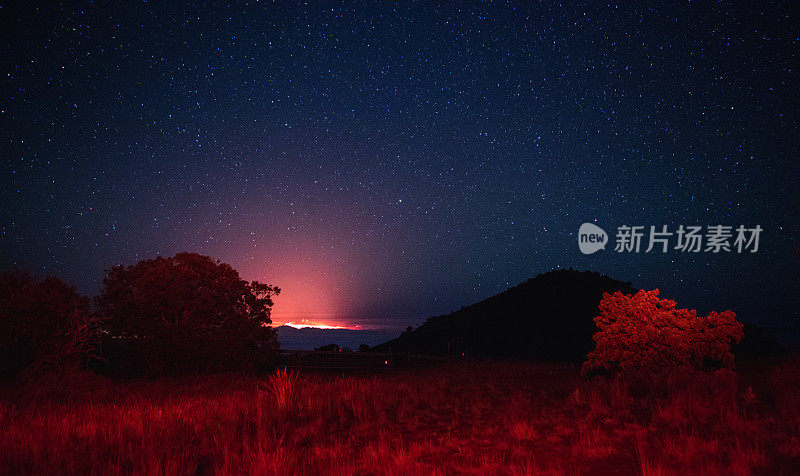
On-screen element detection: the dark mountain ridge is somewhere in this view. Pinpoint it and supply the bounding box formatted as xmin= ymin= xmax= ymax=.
xmin=275 ymin=325 xmax=396 ymax=351
xmin=373 ymin=269 xmax=636 ymax=361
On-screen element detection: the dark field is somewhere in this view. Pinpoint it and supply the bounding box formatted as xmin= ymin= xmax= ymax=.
xmin=2 ymin=360 xmax=799 ymax=475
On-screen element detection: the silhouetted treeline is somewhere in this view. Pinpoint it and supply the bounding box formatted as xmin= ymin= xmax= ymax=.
xmin=0 ymin=253 xmax=281 ymax=379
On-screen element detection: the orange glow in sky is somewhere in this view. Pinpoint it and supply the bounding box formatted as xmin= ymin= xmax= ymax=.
xmin=278 ymin=320 xmax=362 ymax=330
xmin=230 ymin=241 xmax=361 ymax=329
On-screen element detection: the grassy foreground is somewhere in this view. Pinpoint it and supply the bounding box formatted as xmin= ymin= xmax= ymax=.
xmin=1 ymin=360 xmax=799 ymax=475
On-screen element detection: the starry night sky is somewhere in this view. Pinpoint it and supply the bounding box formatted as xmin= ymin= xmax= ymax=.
xmin=2 ymin=3 xmax=798 ymax=331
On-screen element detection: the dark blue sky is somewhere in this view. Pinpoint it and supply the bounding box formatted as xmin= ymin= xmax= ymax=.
xmin=2 ymin=2 xmax=798 ymax=330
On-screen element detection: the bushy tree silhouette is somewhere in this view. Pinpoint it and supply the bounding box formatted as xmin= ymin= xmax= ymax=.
xmin=97 ymin=253 xmax=279 ymax=375
xmin=583 ymin=289 xmax=744 ymax=376
xmin=0 ymin=272 xmax=96 ymax=377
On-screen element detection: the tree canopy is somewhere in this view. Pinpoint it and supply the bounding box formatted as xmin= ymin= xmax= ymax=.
xmin=0 ymin=272 xmax=95 ymax=377
xmin=97 ymin=252 xmax=280 ymax=374
xmin=583 ymin=289 xmax=744 ymax=376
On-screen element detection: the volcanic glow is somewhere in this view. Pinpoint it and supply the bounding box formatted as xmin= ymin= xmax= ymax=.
xmin=279 ymin=320 xmax=362 ymax=330
xmin=232 ymin=242 xmax=361 ymax=329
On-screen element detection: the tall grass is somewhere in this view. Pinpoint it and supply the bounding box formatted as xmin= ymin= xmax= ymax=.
xmin=1 ymin=360 xmax=798 ymax=474
xmin=266 ymin=367 xmax=296 ymax=411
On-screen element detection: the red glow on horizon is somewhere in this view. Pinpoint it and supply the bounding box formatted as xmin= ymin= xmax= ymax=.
xmin=225 ymin=235 xmax=389 ymax=331
xmin=277 ymin=320 xmax=362 ymax=330
xmin=232 ymin=244 xmax=354 ymax=328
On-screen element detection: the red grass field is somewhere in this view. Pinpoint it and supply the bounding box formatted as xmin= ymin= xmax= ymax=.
xmin=2 ymin=359 xmax=799 ymax=475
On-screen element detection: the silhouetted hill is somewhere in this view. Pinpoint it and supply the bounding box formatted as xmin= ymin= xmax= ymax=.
xmin=373 ymin=269 xmax=637 ymax=362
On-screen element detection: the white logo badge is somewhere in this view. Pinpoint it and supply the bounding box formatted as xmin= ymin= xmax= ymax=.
xmin=578 ymin=223 xmax=608 ymax=254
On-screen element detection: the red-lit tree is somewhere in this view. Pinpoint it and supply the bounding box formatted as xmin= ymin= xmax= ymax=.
xmin=583 ymin=289 xmax=744 ymax=376
xmin=0 ymin=272 xmax=97 ymax=377
xmin=97 ymin=252 xmax=280 ymax=374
